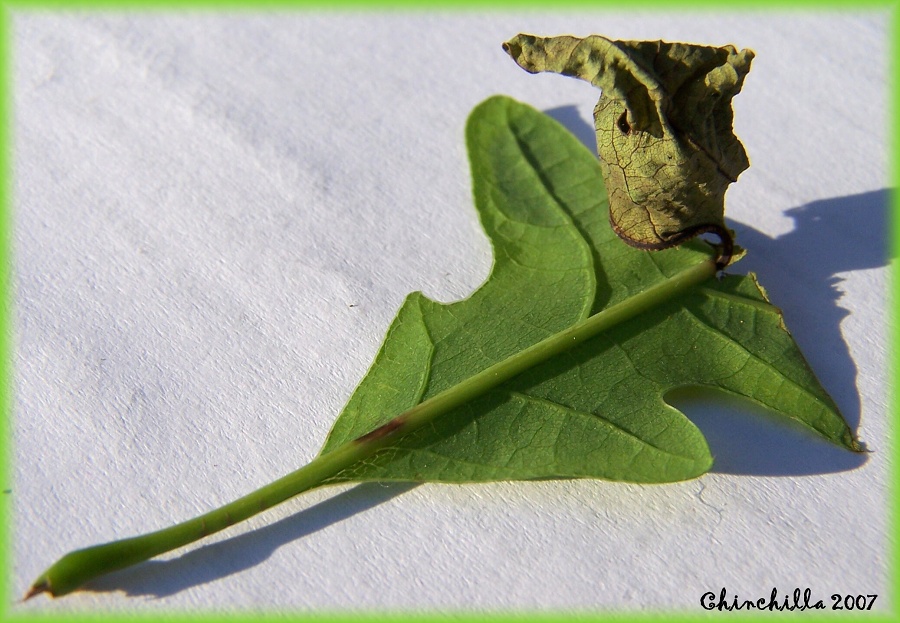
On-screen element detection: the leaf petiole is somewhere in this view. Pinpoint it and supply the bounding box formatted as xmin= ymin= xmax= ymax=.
xmin=26 ymin=256 xmax=718 ymax=600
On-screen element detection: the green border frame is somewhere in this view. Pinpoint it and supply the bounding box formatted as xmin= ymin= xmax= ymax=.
xmin=0 ymin=2 xmax=896 ymax=622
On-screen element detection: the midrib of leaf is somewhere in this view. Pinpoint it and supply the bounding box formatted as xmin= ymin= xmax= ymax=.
xmin=320 ymin=96 xmax=598 ymax=453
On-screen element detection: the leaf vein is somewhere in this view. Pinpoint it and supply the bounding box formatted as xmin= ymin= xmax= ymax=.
xmin=509 ymin=391 xmax=695 ymax=460
xmin=678 ymin=304 xmax=828 ymax=409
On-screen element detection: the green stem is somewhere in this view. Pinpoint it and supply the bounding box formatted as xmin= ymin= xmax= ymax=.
xmin=26 ymin=257 xmax=718 ymax=599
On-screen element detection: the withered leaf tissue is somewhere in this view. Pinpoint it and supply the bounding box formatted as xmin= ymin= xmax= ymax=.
xmin=504 ymin=33 xmax=754 ymax=254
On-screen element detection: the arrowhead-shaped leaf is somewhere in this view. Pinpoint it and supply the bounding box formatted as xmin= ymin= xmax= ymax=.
xmin=318 ymin=96 xmax=858 ymax=485
xmin=25 ymin=95 xmax=863 ymax=600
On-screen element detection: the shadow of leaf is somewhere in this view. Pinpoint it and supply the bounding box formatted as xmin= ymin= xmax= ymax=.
xmin=543 ymin=103 xmax=888 ymax=475
xmin=668 ymin=388 xmax=868 ymax=476
xmin=676 ymin=190 xmax=889 ymax=474
xmin=75 ymin=112 xmax=889 ymax=600
xmin=544 ymin=105 xmax=597 ymax=151
xmin=729 ymin=188 xmax=891 ymax=431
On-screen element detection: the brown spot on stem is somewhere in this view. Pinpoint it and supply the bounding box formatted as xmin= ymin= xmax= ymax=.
xmin=354 ymin=416 xmax=405 ymax=444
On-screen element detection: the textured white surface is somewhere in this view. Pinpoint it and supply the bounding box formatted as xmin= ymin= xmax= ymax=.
xmin=11 ymin=10 xmax=891 ymax=613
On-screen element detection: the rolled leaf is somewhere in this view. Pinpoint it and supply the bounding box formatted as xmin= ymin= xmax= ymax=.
xmin=503 ymin=33 xmax=754 ymax=250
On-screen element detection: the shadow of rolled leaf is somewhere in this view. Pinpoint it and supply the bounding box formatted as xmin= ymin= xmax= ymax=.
xmin=82 ymin=481 xmax=419 ymax=599
xmin=544 ymin=105 xmax=597 ymax=152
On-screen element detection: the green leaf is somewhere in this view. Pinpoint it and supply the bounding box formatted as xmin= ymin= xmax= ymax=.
xmin=318 ymin=95 xmax=858 ymax=486
xmin=25 ymin=94 xmax=860 ymax=600
xmin=503 ymin=34 xmax=754 ymax=251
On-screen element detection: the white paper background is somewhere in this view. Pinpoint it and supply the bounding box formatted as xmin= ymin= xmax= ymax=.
xmin=10 ymin=9 xmax=891 ymax=614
